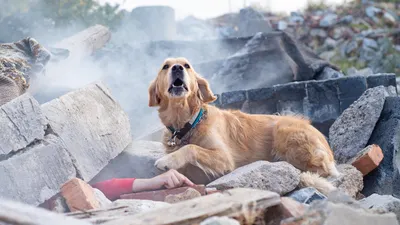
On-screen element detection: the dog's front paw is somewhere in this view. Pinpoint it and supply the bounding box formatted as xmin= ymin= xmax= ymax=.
xmin=154 ymin=154 xmax=183 ymax=171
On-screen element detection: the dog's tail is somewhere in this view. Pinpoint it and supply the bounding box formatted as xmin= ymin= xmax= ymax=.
xmin=298 ymin=172 xmax=337 ymax=195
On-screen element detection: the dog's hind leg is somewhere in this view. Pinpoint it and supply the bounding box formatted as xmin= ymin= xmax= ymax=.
xmin=154 ymin=144 xmax=235 ymax=179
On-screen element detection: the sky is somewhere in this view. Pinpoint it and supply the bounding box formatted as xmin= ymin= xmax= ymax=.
xmin=97 ymin=0 xmax=347 ymax=20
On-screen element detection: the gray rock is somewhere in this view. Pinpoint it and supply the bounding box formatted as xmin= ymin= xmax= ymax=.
xmin=324 ymin=38 xmax=338 ymax=49
xmin=90 ymin=141 xmax=165 ymax=183
xmin=316 ymin=67 xmax=344 ymax=80
xmin=0 ymin=134 xmax=76 ymax=206
xmin=0 ymin=93 xmax=47 ymax=156
xmin=363 ymin=38 xmax=379 ymax=50
xmin=366 ymin=6 xmax=382 ymax=19
xmin=206 ymin=161 xmax=301 ymax=195
xmin=320 ymin=14 xmax=338 ymax=27
xmin=363 ymin=97 xmax=400 ymax=197
xmin=329 ymin=86 xmax=393 ymax=164
xmin=340 ymin=15 xmax=354 ymax=24
xmin=281 ymin=198 xmax=399 ymax=225
xmin=287 ymin=187 xmax=327 ymax=204
xmin=310 ymin=29 xmax=328 ymax=38
xmin=278 ymin=21 xmax=288 ymax=30
xmin=345 ymin=40 xmax=359 ymax=55
xmin=359 ymin=194 xmax=400 ymax=222
xmin=41 ymin=81 xmax=132 ymax=181
xmin=110 ymin=199 xmax=170 ymax=214
xmin=200 ymin=216 xmax=240 ymax=225
xmin=0 ymin=197 xmax=92 ymax=225
xmin=328 ymin=164 xmax=364 ymax=198
xmin=348 ymin=67 xmax=374 ymax=76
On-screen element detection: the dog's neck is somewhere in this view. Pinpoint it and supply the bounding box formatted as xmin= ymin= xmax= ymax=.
xmin=158 ymin=95 xmax=202 ymax=130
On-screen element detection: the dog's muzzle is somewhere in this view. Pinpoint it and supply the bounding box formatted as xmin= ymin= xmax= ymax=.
xmin=168 ymin=64 xmax=188 ymax=96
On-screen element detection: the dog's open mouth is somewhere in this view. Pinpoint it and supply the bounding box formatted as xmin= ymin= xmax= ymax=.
xmin=168 ymin=78 xmax=188 ymax=96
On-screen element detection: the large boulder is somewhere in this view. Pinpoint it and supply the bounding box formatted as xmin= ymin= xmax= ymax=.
xmin=329 ymin=85 xmax=395 ymax=164
xmin=41 ymin=81 xmax=132 ymax=181
xmin=363 ymin=97 xmax=400 ymax=197
xmin=206 ymin=161 xmax=301 ymax=195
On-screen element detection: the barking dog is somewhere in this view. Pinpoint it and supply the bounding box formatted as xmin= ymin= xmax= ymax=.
xmin=148 ymin=57 xmax=340 ymax=194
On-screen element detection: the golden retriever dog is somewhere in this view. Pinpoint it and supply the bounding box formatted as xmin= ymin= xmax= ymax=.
xmin=148 ymin=57 xmax=340 ymax=194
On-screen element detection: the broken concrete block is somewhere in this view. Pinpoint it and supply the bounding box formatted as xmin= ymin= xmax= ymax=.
xmin=363 ymin=97 xmax=400 ymax=197
xmin=0 ymin=197 xmax=92 ymax=225
xmin=0 ymin=134 xmax=76 ymax=206
xmin=165 ymin=188 xmax=202 ymax=203
xmin=359 ymin=194 xmax=400 ymax=222
xmin=207 ymin=161 xmax=301 ymax=195
xmin=61 ymin=178 xmax=100 ymax=212
xmin=200 ymin=216 xmax=240 ymax=225
xmin=120 ymin=185 xmax=206 ymax=202
xmin=90 ymin=141 xmax=165 ymax=183
xmin=287 ymin=187 xmax=327 ymax=204
xmin=0 ymin=93 xmax=47 ymax=156
xmin=67 ymin=199 xmax=170 ymax=224
xmin=102 ymin=188 xmax=281 ymax=225
xmin=329 ymin=85 xmax=393 ymax=164
xmin=41 ymin=81 xmax=132 ymax=181
xmin=281 ymin=199 xmax=399 ymax=225
xmin=348 ymin=144 xmax=384 ymax=176
xmin=329 ymin=164 xmax=364 ymax=198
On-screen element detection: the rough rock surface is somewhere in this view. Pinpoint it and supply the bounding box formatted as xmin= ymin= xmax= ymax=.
xmin=110 ymin=199 xmax=170 ymax=214
xmin=363 ymin=97 xmax=400 ymax=197
xmin=281 ymin=198 xmax=399 ymax=225
xmin=287 ymin=187 xmax=327 ymax=204
xmin=329 ymin=86 xmax=393 ymax=164
xmin=329 ymin=164 xmax=364 ymax=198
xmin=206 ymin=161 xmax=301 ymax=195
xmin=41 ymin=81 xmax=132 ymax=181
xmin=165 ymin=188 xmax=202 ymax=203
xmin=90 ymin=141 xmax=165 ymax=183
xmin=0 ymin=93 xmax=47 ymax=156
xmin=200 ymin=216 xmax=241 ymax=225
xmin=0 ymin=134 xmax=76 ymax=206
xmin=93 ymin=188 xmax=112 ymax=208
xmin=359 ymin=194 xmax=400 ymax=222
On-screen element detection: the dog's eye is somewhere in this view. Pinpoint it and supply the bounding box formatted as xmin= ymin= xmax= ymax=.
xmin=184 ymin=64 xmax=190 ymax=69
xmin=162 ymin=64 xmax=169 ymax=70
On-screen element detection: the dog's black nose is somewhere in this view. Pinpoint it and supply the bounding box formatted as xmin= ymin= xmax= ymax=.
xmin=171 ymin=64 xmax=184 ymax=71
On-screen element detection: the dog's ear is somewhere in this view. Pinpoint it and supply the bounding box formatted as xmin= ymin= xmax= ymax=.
xmin=196 ymin=74 xmax=217 ymax=103
xmin=148 ymin=79 xmax=160 ymax=107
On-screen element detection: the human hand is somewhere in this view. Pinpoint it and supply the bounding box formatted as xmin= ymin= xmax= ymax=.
xmin=149 ymin=169 xmax=195 ymax=190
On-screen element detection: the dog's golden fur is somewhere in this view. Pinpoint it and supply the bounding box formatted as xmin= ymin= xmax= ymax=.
xmin=149 ymin=57 xmax=340 ymax=194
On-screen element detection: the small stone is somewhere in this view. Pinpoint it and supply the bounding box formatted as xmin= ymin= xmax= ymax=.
xmin=324 ymin=38 xmax=337 ymax=49
xmin=328 ymin=164 xmax=364 ymax=198
xmin=320 ymin=14 xmax=338 ymax=27
xmin=383 ymin=12 xmax=396 ymax=25
xmin=359 ymin=194 xmax=400 ymax=222
xmin=319 ymin=51 xmax=336 ymax=61
xmin=310 ymin=29 xmax=327 ymax=38
xmin=207 ymin=161 xmax=301 ymax=195
xmin=316 ymin=67 xmax=344 ymax=80
xmin=348 ymin=144 xmax=384 ymax=176
xmin=340 ymin=15 xmax=353 ymax=24
xmin=365 ymin=6 xmax=382 ymax=19
xmin=287 ymin=187 xmax=327 ymax=204
xmin=363 ymin=38 xmax=378 ymax=50
xmin=345 ymin=40 xmax=359 ymax=55
xmin=200 ymin=216 xmax=240 ymax=225
xmin=278 ymin=21 xmax=288 ymax=30
xmin=165 ymin=188 xmax=202 ymax=203
xmin=329 ymin=86 xmax=392 ymax=164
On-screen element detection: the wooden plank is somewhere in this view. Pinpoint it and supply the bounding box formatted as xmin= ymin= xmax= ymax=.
xmin=0 ymin=197 xmax=91 ymax=225
xmin=102 ymin=188 xmax=281 ymax=225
